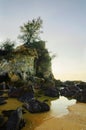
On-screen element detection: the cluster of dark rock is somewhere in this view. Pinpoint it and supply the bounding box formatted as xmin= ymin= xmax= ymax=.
xmin=0 ymin=88 xmax=25 ymax=129
xmin=0 ymin=72 xmax=86 ymax=129
xmin=0 ymin=74 xmax=51 ymax=129
xmin=0 ymin=72 xmax=86 ymax=103
xmin=44 ymin=87 xmax=59 ymax=97
xmin=8 ymin=85 xmax=34 ymax=101
xmin=23 ymin=98 xmax=50 ymax=113
xmin=59 ymin=82 xmax=86 ymax=103
xmin=0 ymin=107 xmax=25 ymax=130
xmin=0 ymin=73 xmax=10 ymax=84
xmin=0 ymin=89 xmax=26 ymax=130
xmin=8 ymin=85 xmax=50 ymax=113
xmin=0 ymin=96 xmax=8 ymax=105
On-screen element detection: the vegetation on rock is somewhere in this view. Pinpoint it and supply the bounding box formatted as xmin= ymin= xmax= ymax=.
xmin=0 ymin=39 xmax=15 ymax=52
xmin=0 ymin=17 xmax=54 ymax=90
xmin=18 ymin=17 xmax=43 ymax=44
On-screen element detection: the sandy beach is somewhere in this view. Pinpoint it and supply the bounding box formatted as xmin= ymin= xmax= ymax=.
xmin=0 ymin=98 xmax=86 ymax=130
xmin=35 ymin=103 xmax=86 ymax=130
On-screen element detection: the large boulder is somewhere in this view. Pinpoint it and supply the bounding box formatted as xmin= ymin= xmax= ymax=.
xmin=0 ymin=97 xmax=7 ymax=105
xmin=8 ymin=85 xmax=34 ymax=103
xmin=74 ymin=88 xmax=86 ymax=103
xmin=0 ymin=115 xmax=5 ymax=127
xmin=0 ymin=91 xmax=4 ymax=96
xmin=23 ymin=99 xmax=50 ymax=113
xmin=60 ymin=85 xmax=80 ymax=97
xmin=19 ymin=91 xmax=34 ymax=102
xmin=44 ymin=87 xmax=59 ymax=97
xmin=0 ymin=73 xmax=10 ymax=84
xmin=8 ymin=87 xmax=21 ymax=98
xmin=60 ymin=84 xmax=86 ymax=103
xmin=5 ymin=107 xmax=25 ymax=130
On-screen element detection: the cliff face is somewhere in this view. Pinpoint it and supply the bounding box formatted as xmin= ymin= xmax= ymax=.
xmin=0 ymin=44 xmax=53 ymax=82
xmin=0 ymin=45 xmax=37 ymax=81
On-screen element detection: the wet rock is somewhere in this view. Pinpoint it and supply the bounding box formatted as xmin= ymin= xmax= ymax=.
xmin=74 ymin=88 xmax=86 ymax=103
xmin=8 ymin=87 xmax=19 ymax=98
xmin=8 ymin=85 xmax=34 ymax=100
xmin=23 ymin=99 xmax=50 ymax=113
xmin=0 ymin=73 xmax=10 ymax=83
xmin=0 ymin=97 xmax=7 ymax=105
xmin=8 ymin=85 xmax=34 ymax=102
xmin=0 ymin=91 xmax=4 ymax=96
xmin=0 ymin=115 xmax=5 ymax=127
xmin=5 ymin=107 xmax=25 ymax=130
xmin=44 ymin=87 xmax=59 ymax=97
xmin=60 ymin=84 xmax=86 ymax=103
xmin=60 ymin=85 xmax=80 ymax=97
xmin=19 ymin=92 xmax=34 ymax=102
xmin=2 ymin=109 xmax=26 ymax=117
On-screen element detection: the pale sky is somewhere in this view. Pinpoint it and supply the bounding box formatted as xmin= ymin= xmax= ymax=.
xmin=0 ymin=0 xmax=86 ymax=81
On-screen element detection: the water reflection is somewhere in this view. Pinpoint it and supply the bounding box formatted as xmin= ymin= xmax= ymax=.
xmin=0 ymin=96 xmax=76 ymax=130
xmin=50 ymin=96 xmax=76 ymax=117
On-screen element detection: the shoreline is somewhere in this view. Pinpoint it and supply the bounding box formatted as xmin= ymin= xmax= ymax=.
xmin=35 ymin=103 xmax=86 ymax=130
xmin=0 ymin=97 xmax=86 ymax=130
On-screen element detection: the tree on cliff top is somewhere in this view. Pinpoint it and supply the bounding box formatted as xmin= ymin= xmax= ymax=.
xmin=0 ymin=39 xmax=15 ymax=52
xmin=18 ymin=17 xmax=54 ymax=78
xmin=18 ymin=17 xmax=43 ymax=44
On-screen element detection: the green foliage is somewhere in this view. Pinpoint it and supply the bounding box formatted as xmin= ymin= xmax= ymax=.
xmin=54 ymin=79 xmax=63 ymax=88
xmin=28 ymin=40 xmax=45 ymax=49
xmin=42 ymin=79 xmax=55 ymax=90
xmin=0 ymin=39 xmax=15 ymax=52
xmin=28 ymin=41 xmax=51 ymax=78
xmin=18 ymin=17 xmax=43 ymax=44
xmin=64 ymin=81 xmax=75 ymax=86
xmin=0 ymin=17 xmax=53 ymax=80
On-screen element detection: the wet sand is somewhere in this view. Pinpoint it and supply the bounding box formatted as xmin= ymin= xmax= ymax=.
xmin=35 ymin=103 xmax=86 ymax=130
xmin=0 ymin=97 xmax=86 ymax=130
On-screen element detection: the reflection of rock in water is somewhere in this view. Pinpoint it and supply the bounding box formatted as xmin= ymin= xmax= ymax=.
xmin=0 ymin=96 xmax=76 ymax=130
xmin=0 ymin=96 xmax=50 ymax=130
xmin=59 ymin=83 xmax=86 ymax=103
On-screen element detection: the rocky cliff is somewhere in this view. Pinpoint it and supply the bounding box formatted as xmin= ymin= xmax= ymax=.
xmin=0 ymin=45 xmax=37 ymax=81
xmin=0 ymin=43 xmax=53 ymax=82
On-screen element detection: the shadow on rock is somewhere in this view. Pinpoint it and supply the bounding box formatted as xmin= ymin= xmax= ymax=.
xmin=23 ymin=99 xmax=50 ymax=113
xmin=1 ymin=107 xmax=26 ymax=130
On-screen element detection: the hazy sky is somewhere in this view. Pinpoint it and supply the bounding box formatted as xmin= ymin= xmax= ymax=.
xmin=0 ymin=0 xmax=86 ymax=81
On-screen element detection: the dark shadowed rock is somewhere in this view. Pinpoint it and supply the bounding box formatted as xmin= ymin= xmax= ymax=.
xmin=0 ymin=115 xmax=5 ymax=127
xmin=5 ymin=107 xmax=25 ymax=130
xmin=2 ymin=110 xmax=15 ymax=117
xmin=60 ymin=84 xmax=86 ymax=103
xmin=44 ymin=87 xmax=59 ymax=97
xmin=0 ymin=97 xmax=7 ymax=105
xmin=2 ymin=109 xmax=26 ymax=118
xmin=23 ymin=99 xmax=50 ymax=113
xmin=0 ymin=73 xmax=10 ymax=84
xmin=8 ymin=85 xmax=34 ymax=100
xmin=8 ymin=85 xmax=35 ymax=106
xmin=0 ymin=91 xmax=4 ymax=96
xmin=19 ymin=92 xmax=34 ymax=102
xmin=60 ymin=85 xmax=80 ymax=97
xmin=8 ymin=87 xmax=20 ymax=98
xmin=74 ymin=88 xmax=86 ymax=103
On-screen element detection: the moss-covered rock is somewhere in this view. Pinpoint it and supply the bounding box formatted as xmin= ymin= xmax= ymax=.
xmin=0 ymin=43 xmax=54 ymax=88
xmin=0 ymin=45 xmax=37 ymax=82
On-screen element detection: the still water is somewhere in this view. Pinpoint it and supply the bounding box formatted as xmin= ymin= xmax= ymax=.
xmin=0 ymin=96 xmax=76 ymax=130
xmin=50 ymin=96 xmax=76 ymax=117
